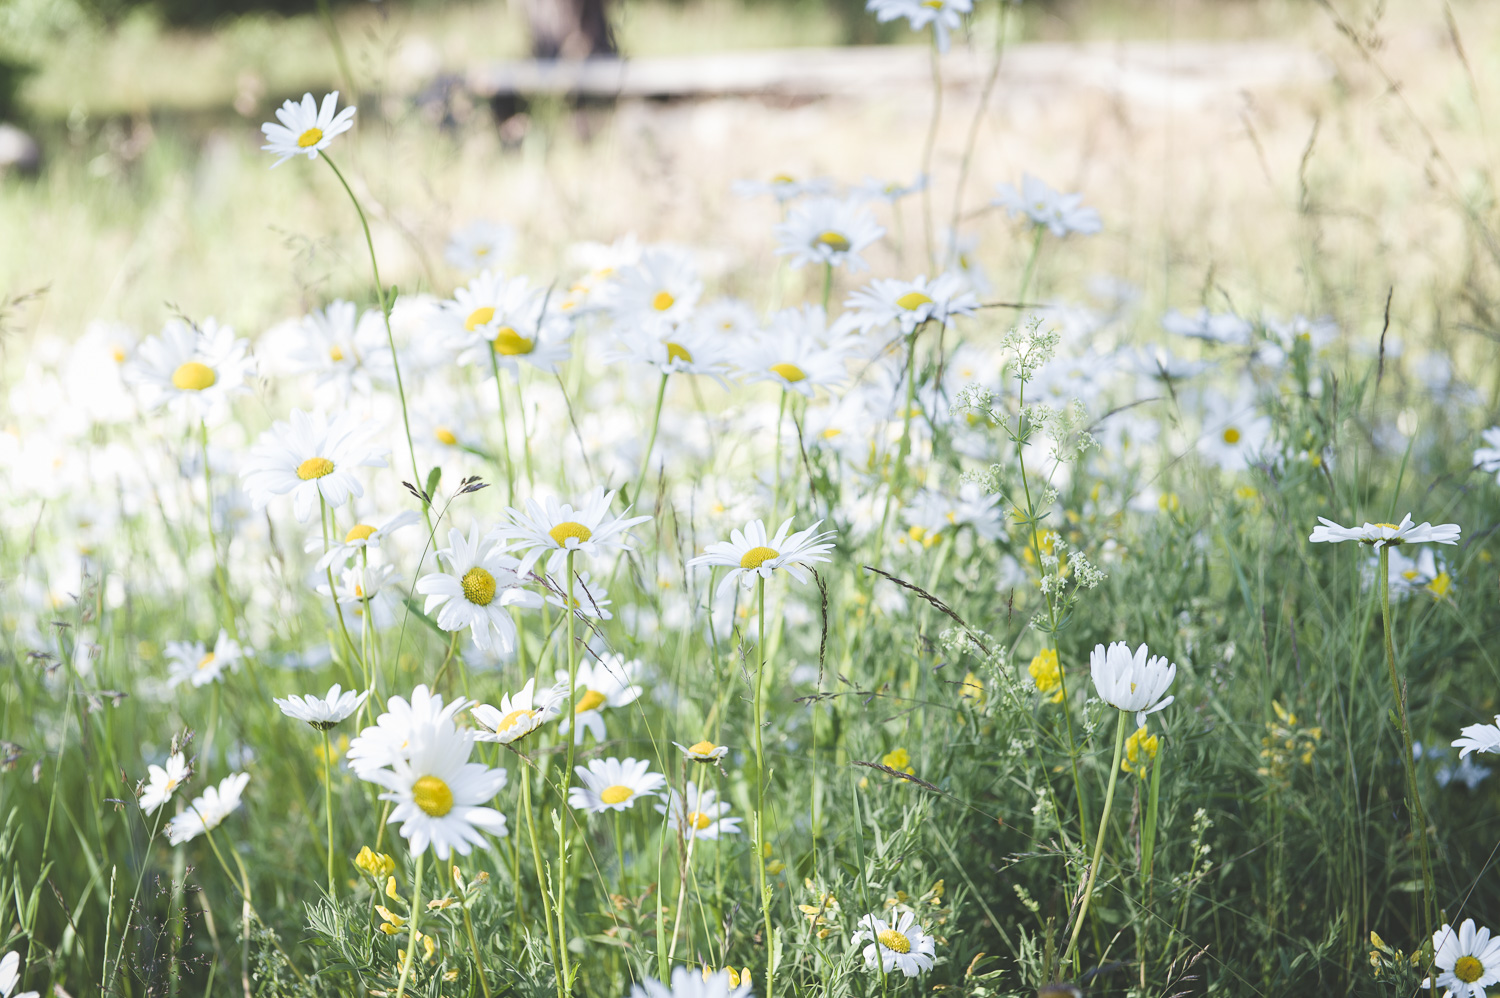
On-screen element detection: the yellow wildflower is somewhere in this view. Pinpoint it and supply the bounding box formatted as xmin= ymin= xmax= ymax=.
xmin=1028 ymin=649 xmax=1064 ymax=703
xmin=1122 ymin=726 xmax=1159 ymax=777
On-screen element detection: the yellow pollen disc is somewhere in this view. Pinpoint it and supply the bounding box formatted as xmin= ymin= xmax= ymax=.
xmin=496 ymin=708 xmax=537 ymax=732
xmin=461 ymin=567 xmax=497 ymax=606
xmin=921 ymin=0 xmax=943 ymax=7
xmin=666 ymin=342 xmax=693 ymax=364
xmin=112 ymin=347 xmax=127 ymax=363
xmin=171 ymin=361 xmax=216 ymax=391
xmin=771 ymin=173 xmax=795 ymax=184
xmin=814 ymin=230 xmax=851 ymax=252
xmin=575 ymin=689 xmax=607 ymax=714
xmin=822 ymin=428 xmax=842 ymax=439
xmin=297 ymin=457 xmax=335 ymax=480
xmin=346 ymin=524 xmax=377 ymax=542
xmin=435 ymin=427 xmax=458 ymax=446
xmin=465 ymin=306 xmax=496 ymax=332
xmin=492 ymin=326 xmax=535 ymax=355
xmin=1374 ymin=523 xmax=1399 ymax=530
xmin=329 ymin=345 xmax=345 ymax=362
xmin=688 ymin=740 xmax=718 ymax=756
xmin=196 ymin=652 xmax=216 ymax=671
xmin=895 ymin=291 xmax=933 ymax=310
xmin=549 ymin=521 xmax=593 ymax=546
xmin=412 ymin=775 xmax=454 ymax=817
xmin=474 ymin=246 xmax=489 ymax=257
xmin=740 ymin=546 xmax=779 ymax=570
xmin=652 ymin=291 xmax=676 ymax=311
xmin=770 ymin=362 xmax=806 ymax=383
xmin=1222 ymin=427 xmax=1242 ymax=444
xmin=297 ymin=126 xmax=324 ymax=148
xmin=688 ymin=810 xmax=713 ymax=830
xmin=1455 ymin=956 xmax=1484 ymax=983
xmin=600 ymin=785 xmax=633 ymax=804
xmin=877 ymin=929 xmax=912 ymax=954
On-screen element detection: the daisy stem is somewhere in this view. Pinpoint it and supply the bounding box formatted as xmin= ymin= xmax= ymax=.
xmin=1061 ymin=708 xmax=1128 ymax=973
xmin=322 ymin=728 xmax=337 ymax=897
xmin=771 ymin=390 xmax=789 ymax=523
xmin=821 ymin=262 xmax=833 ymax=313
xmin=666 ymin=829 xmax=698 ymax=964
xmin=557 ymin=550 xmax=579 ymax=995
xmin=519 ymin=758 xmax=565 ymax=998
xmin=488 ymin=349 xmax=518 ymax=506
xmin=920 ymin=36 xmax=942 ymax=273
xmin=631 ymin=372 xmax=670 ymax=508
xmin=754 ymin=575 xmax=777 ymax=998
xmin=613 ymin=809 xmax=627 ymax=898
xmin=321 ymin=498 xmax=364 ymax=690
xmin=394 ymin=850 xmax=425 ymax=998
xmin=1377 ymin=547 xmax=1438 ymax=948
xmin=1016 ymin=226 xmax=1044 ymax=305
xmin=319 ymin=153 xmax=429 ymax=533
xmin=198 ymin=420 xmax=239 ymax=643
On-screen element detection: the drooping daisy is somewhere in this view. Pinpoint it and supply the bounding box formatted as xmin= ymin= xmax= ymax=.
xmin=364 ymin=710 xmax=508 ymax=858
xmin=543 ymin=569 xmax=614 ymax=620
xmin=568 ymin=757 xmax=666 ymax=814
xmin=656 ymin=781 xmax=742 ymax=839
xmin=261 ymin=91 xmax=356 ymax=166
xmin=866 ymin=0 xmax=973 ymax=53
xmin=124 ymin=317 xmax=254 ymax=422
xmin=1424 ymin=919 xmax=1500 ymax=998
xmin=241 ymin=409 xmax=388 ymax=523
xmin=415 ymin=526 xmax=543 ymax=653
xmin=852 ymin=910 xmax=938 ymax=977
xmin=1090 ymin=642 xmax=1176 ymax=728
xmin=309 ymin=509 xmax=421 ymax=571
xmin=844 ymin=273 xmax=978 ymax=336
xmin=556 ymin=654 xmax=642 ymax=744
xmin=165 ymin=772 xmax=250 ymax=845
xmin=993 ymin=174 xmax=1102 ymax=237
xmin=471 ymin=678 xmax=566 ymax=745
xmin=140 ymin=751 xmax=191 ymax=815
xmin=346 ymin=685 xmax=470 ymax=779
xmin=674 ymin=739 xmax=729 ymax=763
xmin=274 ymin=684 xmax=370 ymax=730
xmin=688 ymin=517 xmax=837 ymax=598
xmin=774 ymin=196 xmax=885 ymax=272
xmin=445 ymin=220 xmax=514 ymax=272
xmin=0 ymin=951 xmax=39 ymax=998
xmin=1455 ymin=717 xmax=1500 ymax=758
xmin=1309 ymin=514 xmax=1461 ymax=549
xmin=490 ymin=487 xmax=652 ymax=578
xmin=165 ymin=630 xmax=245 ymax=689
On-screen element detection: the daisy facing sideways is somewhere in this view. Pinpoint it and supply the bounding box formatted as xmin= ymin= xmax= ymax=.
xmin=471 ymin=678 xmax=566 ymax=745
xmin=261 ymin=91 xmax=355 ymax=166
xmin=1309 ymin=513 xmax=1461 ymax=549
xmin=1455 ymin=717 xmax=1500 ymax=759
xmin=556 ymin=654 xmax=643 ymax=744
xmin=568 ymin=757 xmax=666 ymax=814
xmin=656 ymin=781 xmax=742 ymax=840
xmin=166 ymin=772 xmax=250 ymax=845
xmin=273 ymin=684 xmax=370 ymax=730
xmin=416 ymin=526 xmax=542 ymax=653
xmin=140 ymin=751 xmax=190 ymax=815
xmin=1424 ymin=919 xmax=1500 ymax=998
xmin=490 ymin=487 xmax=651 ymax=578
xmin=689 ymin=516 xmax=837 ymax=597
xmin=165 ymin=630 xmax=246 ymax=689
xmin=240 ymin=408 xmax=388 ymax=523
xmin=852 ymin=909 xmax=938 ymax=977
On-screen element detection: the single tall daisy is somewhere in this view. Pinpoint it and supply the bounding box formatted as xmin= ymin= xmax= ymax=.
xmin=166 ymin=772 xmax=250 ymax=845
xmin=415 ymin=526 xmax=542 ymax=653
xmin=852 ymin=910 xmax=938 ymax=977
xmin=140 ymin=751 xmax=191 ymax=815
xmin=1309 ymin=513 xmax=1462 ymax=549
xmin=866 ymin=0 xmax=972 ymax=52
xmin=274 ymin=684 xmax=370 ymax=730
xmin=261 ymin=91 xmax=356 ymax=166
xmin=688 ymin=516 xmax=836 ymax=598
xmin=490 ymin=487 xmax=651 ymax=578
xmin=1089 ymin=641 xmax=1177 ymax=728
xmin=241 ymin=409 xmax=388 ymax=523
xmin=844 ymin=273 xmax=978 ymax=336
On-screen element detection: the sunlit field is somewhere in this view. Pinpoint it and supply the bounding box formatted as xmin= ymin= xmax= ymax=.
xmin=3 ymin=0 xmax=1500 ymax=996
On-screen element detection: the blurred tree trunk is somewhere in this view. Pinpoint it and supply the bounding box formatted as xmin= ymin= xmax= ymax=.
xmin=522 ymin=0 xmax=616 ymax=59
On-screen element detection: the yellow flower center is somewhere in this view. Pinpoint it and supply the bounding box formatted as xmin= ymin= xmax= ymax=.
xmin=822 ymin=428 xmax=842 ymax=439
xmin=549 ymin=521 xmax=593 ymax=546
xmin=297 ymin=126 xmax=324 ymax=148
xmin=492 ymin=327 xmax=534 ymax=355
xmin=770 ymin=362 xmax=806 ymax=383
xmin=346 ymin=524 xmax=377 ymax=542
xmin=112 ymin=346 xmax=127 ymax=363
xmin=600 ymin=785 xmax=633 ymax=804
xmin=896 ymin=291 xmax=933 ymax=310
xmin=197 ymin=652 xmax=216 ymax=671
xmin=496 ymin=708 xmax=537 ymax=732
xmin=921 ymin=0 xmax=943 ymax=7
xmin=666 ymin=342 xmax=693 ymax=364
xmin=412 ymin=775 xmax=454 ymax=817
xmin=435 ymin=426 xmax=458 ymax=446
xmin=171 ymin=361 xmax=216 ymax=391
xmin=1222 ymin=426 xmax=1241 ymax=444
xmin=329 ymin=345 xmax=345 ymax=362
xmin=297 ymin=457 xmax=335 ymax=480
xmin=687 ymin=810 xmax=713 ymax=830
xmin=461 ymin=566 xmax=497 ymax=606
xmin=688 ymin=740 xmax=719 ymax=756
xmin=814 ymin=231 xmax=851 ymax=252
xmin=652 ymin=291 xmax=676 ymax=311
xmin=465 ymin=306 xmax=496 ymax=332
xmin=1374 ymin=523 xmax=1399 ymax=530
xmin=772 ymin=173 xmax=795 ymax=184
xmin=575 ymin=689 xmax=607 ymax=714
xmin=740 ymin=546 xmax=779 ymax=570
xmin=877 ymin=928 xmax=912 ymax=954
xmin=1455 ymin=955 xmax=1485 ymax=983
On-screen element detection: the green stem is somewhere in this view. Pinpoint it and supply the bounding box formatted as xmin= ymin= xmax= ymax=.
xmin=488 ymin=349 xmax=518 ymax=506
xmin=632 ymin=372 xmax=670 ymax=507
xmin=521 ymin=761 xmax=566 ymax=998
xmin=1061 ymin=708 xmax=1129 ymax=972
xmin=461 ymin=895 xmax=494 ymax=998
xmin=322 ymin=728 xmax=336 ymax=897
xmin=821 ymin=262 xmax=833 ymax=313
xmin=920 ymin=37 xmax=942 ymax=271
xmin=394 ymin=851 xmax=425 ymax=998
xmin=754 ymin=576 xmax=776 ymax=998
xmin=1016 ymin=226 xmax=1045 ymax=305
xmin=557 ymin=551 xmax=578 ymax=994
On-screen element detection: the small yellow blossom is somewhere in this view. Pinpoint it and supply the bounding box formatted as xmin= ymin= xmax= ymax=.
xmin=1028 ymin=649 xmax=1064 ymax=704
xmin=354 ymin=846 xmax=395 ymax=880
xmin=1122 ymin=726 xmax=1159 ymax=777
xmin=959 ymin=671 xmax=984 ymax=704
xmin=881 ymin=747 xmax=915 ymax=775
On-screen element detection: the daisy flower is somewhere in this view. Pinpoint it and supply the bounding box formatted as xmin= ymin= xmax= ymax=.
xmin=308 ymin=509 xmax=421 ymax=571
xmin=471 ymin=678 xmax=566 ymax=745
xmin=415 ymin=526 xmax=543 ymax=653
xmin=993 ymin=174 xmax=1102 ymax=237
xmin=346 ymin=684 xmax=469 ymax=779
xmin=656 ymin=781 xmax=742 ymax=839
xmin=844 ymin=273 xmax=978 ymax=336
xmin=124 ymin=317 xmax=253 ymax=422
xmin=1455 ymin=717 xmax=1500 ymax=758
xmin=364 ymin=710 xmax=508 ymax=858
xmin=165 ymin=630 xmax=245 ymax=689
xmin=603 ymin=323 xmax=732 ymax=381
xmin=165 ymin=772 xmax=250 ymax=845
xmin=736 ymin=319 xmax=851 ymax=399
xmin=140 ymin=751 xmax=190 ymax=815
xmin=445 ymin=220 xmax=514 ymax=271
xmin=322 ymin=562 xmax=402 ymax=629
xmin=556 ymin=654 xmax=643 ymax=744
xmin=261 ymin=91 xmax=355 ymax=166
xmin=1090 ymin=642 xmax=1176 ymax=728
xmin=774 ymin=196 xmax=885 ymax=272
xmin=543 ymin=569 xmax=613 ymax=619
xmin=1198 ymin=394 xmax=1273 ymax=472
xmin=630 ymin=968 xmax=751 ymax=998
xmin=688 ymin=517 xmax=836 ymax=598
xmin=274 ymin=684 xmax=370 ymax=730
xmin=608 ymin=249 xmax=703 ymax=330
xmin=273 ymin=300 xmax=392 ymax=400
xmin=490 ymin=487 xmax=651 ymax=578
xmin=1309 ymin=513 xmax=1461 ymax=549
xmin=866 ymin=0 xmax=973 ymax=53
xmin=0 ymin=951 xmax=38 ymax=998
xmin=439 ymin=270 xmax=541 ymax=350
xmin=568 ymin=757 xmax=666 ymax=814
xmin=1425 ymin=919 xmax=1500 ymax=998
xmin=731 ymin=173 xmax=834 ymax=203
xmin=241 ymin=409 xmax=388 ymax=523
xmin=1473 ymin=427 xmax=1500 ymax=479
xmin=1162 ymin=307 xmax=1253 ymax=346
xmin=852 ymin=910 xmax=938 ymax=977
xmin=855 ymin=173 xmax=928 ymax=203
xmin=674 ymin=739 xmax=729 ymax=763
